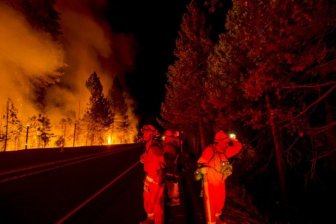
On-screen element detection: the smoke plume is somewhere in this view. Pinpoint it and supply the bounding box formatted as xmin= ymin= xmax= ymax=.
xmin=0 ymin=0 xmax=138 ymax=150
xmin=0 ymin=2 xmax=64 ymax=117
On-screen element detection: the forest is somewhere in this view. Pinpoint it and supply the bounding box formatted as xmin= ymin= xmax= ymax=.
xmin=0 ymin=0 xmax=335 ymax=222
xmin=160 ymin=0 xmax=335 ymax=222
xmin=0 ymin=0 xmax=139 ymax=151
xmin=0 ymin=72 xmax=136 ymax=151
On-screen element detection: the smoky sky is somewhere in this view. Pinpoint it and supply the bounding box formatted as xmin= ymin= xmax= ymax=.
xmin=0 ymin=2 xmax=65 ymax=118
xmin=0 ymin=0 xmax=190 ymax=129
xmin=0 ymin=0 xmax=137 ymax=132
xmin=104 ymin=0 xmax=190 ymax=125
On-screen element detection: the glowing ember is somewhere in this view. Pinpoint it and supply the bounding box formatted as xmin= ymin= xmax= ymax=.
xmin=107 ymin=135 xmax=112 ymax=145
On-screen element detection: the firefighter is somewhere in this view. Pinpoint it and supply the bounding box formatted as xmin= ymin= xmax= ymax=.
xmin=196 ymin=130 xmax=242 ymax=224
xmin=162 ymin=129 xmax=181 ymax=206
xmin=140 ymin=124 xmax=165 ymax=224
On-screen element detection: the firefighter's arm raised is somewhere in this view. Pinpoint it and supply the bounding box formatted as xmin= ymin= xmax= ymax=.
xmin=225 ymin=139 xmax=242 ymax=158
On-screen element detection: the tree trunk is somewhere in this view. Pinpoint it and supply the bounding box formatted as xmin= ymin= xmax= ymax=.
xmin=4 ymin=99 xmax=9 ymax=152
xmin=266 ymin=94 xmax=287 ymax=204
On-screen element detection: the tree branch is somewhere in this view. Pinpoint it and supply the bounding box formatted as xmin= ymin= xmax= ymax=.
xmin=305 ymin=121 xmax=336 ymax=135
xmin=293 ymin=84 xmax=336 ymax=120
xmin=283 ymin=81 xmax=336 ymax=90
xmin=311 ymin=148 xmax=336 ymax=161
xmin=306 ymin=58 xmax=336 ymax=74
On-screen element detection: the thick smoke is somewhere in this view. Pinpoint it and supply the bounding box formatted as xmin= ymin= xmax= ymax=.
xmin=49 ymin=0 xmax=136 ymax=120
xmin=0 ymin=2 xmax=65 ymax=117
xmin=0 ymin=0 xmax=138 ymax=149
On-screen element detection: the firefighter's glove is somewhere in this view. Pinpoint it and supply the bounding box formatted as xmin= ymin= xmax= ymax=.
xmin=194 ymin=164 xmax=207 ymax=181
xmin=194 ymin=169 xmax=203 ymax=181
xmin=197 ymin=163 xmax=207 ymax=174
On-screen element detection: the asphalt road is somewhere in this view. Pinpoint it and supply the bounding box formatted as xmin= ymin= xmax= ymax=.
xmin=0 ymin=145 xmax=146 ymax=224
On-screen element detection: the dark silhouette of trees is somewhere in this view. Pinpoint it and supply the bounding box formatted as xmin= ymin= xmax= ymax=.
xmin=85 ymin=72 xmax=113 ymax=145
xmin=55 ymin=117 xmax=73 ymax=147
xmin=27 ymin=114 xmax=53 ymax=148
xmin=205 ymin=0 xmax=336 ymax=203
xmin=108 ymin=76 xmax=130 ymax=143
xmin=161 ymin=0 xmax=214 ymax=155
xmin=1 ymin=98 xmax=22 ymax=151
xmin=37 ymin=114 xmax=52 ymax=148
xmin=162 ymin=0 xmax=335 ymax=221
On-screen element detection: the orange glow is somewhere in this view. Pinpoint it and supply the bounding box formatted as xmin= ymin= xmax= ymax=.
xmin=0 ymin=2 xmax=139 ymax=151
xmin=107 ymin=135 xmax=112 ymax=145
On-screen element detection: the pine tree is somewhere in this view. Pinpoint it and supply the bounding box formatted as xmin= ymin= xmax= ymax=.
xmin=85 ymin=72 xmax=113 ymax=145
xmin=38 ymin=114 xmax=53 ymax=148
xmin=161 ymin=0 xmax=214 ymax=153
xmin=207 ymin=0 xmax=336 ymax=203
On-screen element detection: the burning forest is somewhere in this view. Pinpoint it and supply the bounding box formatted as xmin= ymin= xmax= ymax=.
xmin=0 ymin=0 xmax=138 ymax=151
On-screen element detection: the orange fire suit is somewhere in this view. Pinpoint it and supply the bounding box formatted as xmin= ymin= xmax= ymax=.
xmin=197 ymin=141 xmax=242 ymax=224
xmin=140 ymin=141 xmax=165 ymax=223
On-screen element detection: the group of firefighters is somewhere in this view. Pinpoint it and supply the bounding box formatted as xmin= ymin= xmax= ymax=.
xmin=139 ymin=124 xmax=242 ymax=224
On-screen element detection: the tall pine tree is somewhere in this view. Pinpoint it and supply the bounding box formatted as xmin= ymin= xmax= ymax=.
xmin=161 ymin=0 xmax=214 ymax=153
xmin=85 ymin=72 xmax=113 ymax=145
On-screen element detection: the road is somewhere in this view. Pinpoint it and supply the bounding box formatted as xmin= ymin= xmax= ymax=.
xmin=0 ymin=144 xmax=146 ymax=224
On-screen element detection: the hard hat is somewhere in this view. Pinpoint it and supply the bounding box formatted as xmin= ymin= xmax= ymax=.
xmin=214 ymin=130 xmax=228 ymax=143
xmin=163 ymin=129 xmax=175 ymax=137
xmin=163 ymin=129 xmax=180 ymax=145
xmin=164 ymin=129 xmax=180 ymax=137
xmin=141 ymin=124 xmax=157 ymax=133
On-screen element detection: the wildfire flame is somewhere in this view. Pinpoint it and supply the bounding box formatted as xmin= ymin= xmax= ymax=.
xmin=0 ymin=1 xmax=138 ymax=151
xmin=107 ymin=135 xmax=112 ymax=145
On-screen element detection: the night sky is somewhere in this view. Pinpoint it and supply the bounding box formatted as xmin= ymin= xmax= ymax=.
xmin=0 ymin=0 xmax=191 ymax=146
xmin=105 ymin=0 xmax=190 ymax=125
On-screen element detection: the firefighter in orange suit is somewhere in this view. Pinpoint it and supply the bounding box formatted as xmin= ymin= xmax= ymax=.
xmin=140 ymin=125 xmax=165 ymax=224
xmin=162 ymin=129 xmax=181 ymax=206
xmin=196 ymin=130 xmax=242 ymax=224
